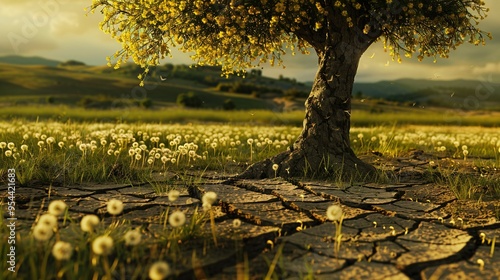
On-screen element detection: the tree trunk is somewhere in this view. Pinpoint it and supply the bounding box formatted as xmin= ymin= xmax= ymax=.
xmin=240 ymin=37 xmax=377 ymax=180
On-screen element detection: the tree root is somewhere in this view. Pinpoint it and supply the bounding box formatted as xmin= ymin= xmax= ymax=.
xmin=236 ymin=149 xmax=377 ymax=181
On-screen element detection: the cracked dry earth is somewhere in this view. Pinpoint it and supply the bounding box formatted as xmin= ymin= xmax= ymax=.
xmin=6 ymin=159 xmax=500 ymax=279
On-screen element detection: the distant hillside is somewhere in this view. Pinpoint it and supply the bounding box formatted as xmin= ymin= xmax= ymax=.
xmin=1 ymin=55 xmax=499 ymax=111
xmin=0 ymin=55 xmax=61 ymax=67
xmin=353 ymin=78 xmax=500 ymax=110
xmin=0 ymin=62 xmax=302 ymax=111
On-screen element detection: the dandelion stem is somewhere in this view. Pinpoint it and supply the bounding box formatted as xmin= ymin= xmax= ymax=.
xmin=264 ymin=243 xmax=284 ymax=280
xmin=491 ymin=236 xmax=496 ymax=258
xmin=103 ymin=256 xmax=112 ymax=280
xmin=210 ymin=209 xmax=218 ymax=246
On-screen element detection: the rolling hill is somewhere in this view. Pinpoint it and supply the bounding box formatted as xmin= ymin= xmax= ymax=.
xmin=353 ymin=78 xmax=500 ymax=110
xmin=0 ymin=55 xmax=61 ymax=67
xmin=1 ymin=55 xmax=499 ymax=112
xmin=0 ymin=61 xmax=285 ymax=110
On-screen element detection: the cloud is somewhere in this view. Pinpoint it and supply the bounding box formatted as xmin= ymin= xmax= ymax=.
xmin=472 ymin=63 xmax=500 ymax=76
xmin=0 ymin=0 xmax=499 ymax=83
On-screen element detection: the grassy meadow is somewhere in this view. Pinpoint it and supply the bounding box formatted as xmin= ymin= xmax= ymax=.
xmin=0 ymin=120 xmax=498 ymax=194
xmin=1 ymin=60 xmax=499 ymax=279
xmin=1 ymin=120 xmax=499 ymax=279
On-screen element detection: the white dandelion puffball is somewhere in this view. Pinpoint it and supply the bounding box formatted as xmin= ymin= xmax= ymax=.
xmin=92 ymin=236 xmax=114 ymax=255
xmin=149 ymin=261 xmax=171 ymax=280
xmin=52 ymin=241 xmax=73 ymax=261
xmin=168 ymin=189 xmax=180 ymax=202
xmin=326 ymin=204 xmax=343 ymax=221
xmin=81 ymin=215 xmax=100 ymax=233
xmin=232 ymin=219 xmax=242 ymax=228
xmin=38 ymin=214 xmax=58 ymax=229
xmin=33 ymin=224 xmax=54 ymax=241
xmin=124 ymin=229 xmax=142 ymax=246
xmin=202 ymin=191 xmax=217 ymax=206
xmin=272 ymin=164 xmax=279 ymax=171
xmin=48 ymin=200 xmax=67 ymax=216
xmin=107 ymin=199 xmax=124 ymax=215
xmin=168 ymin=211 xmax=186 ymax=227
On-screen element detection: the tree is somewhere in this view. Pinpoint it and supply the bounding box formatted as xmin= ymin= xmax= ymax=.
xmin=177 ymin=92 xmax=203 ymax=108
xmin=222 ymin=99 xmax=236 ymax=110
xmin=90 ymin=0 xmax=490 ymax=179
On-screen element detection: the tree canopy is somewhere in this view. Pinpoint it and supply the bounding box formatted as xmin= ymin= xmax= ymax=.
xmin=90 ymin=0 xmax=491 ymax=80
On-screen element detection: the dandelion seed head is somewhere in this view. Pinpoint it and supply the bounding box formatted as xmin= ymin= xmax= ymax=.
xmin=38 ymin=214 xmax=58 ymax=229
xmin=107 ymin=199 xmax=124 ymax=215
xmin=326 ymin=204 xmax=343 ymax=221
xmin=92 ymin=235 xmax=114 ymax=255
xmin=168 ymin=211 xmax=186 ymax=227
xmin=81 ymin=214 xmax=100 ymax=232
xmin=202 ymin=191 xmax=217 ymax=206
xmin=52 ymin=241 xmax=73 ymax=261
xmin=232 ymin=218 xmax=242 ymax=228
xmin=477 ymin=258 xmax=485 ymax=269
xmin=149 ymin=261 xmax=171 ymax=280
xmin=33 ymin=224 xmax=54 ymax=241
xmin=48 ymin=200 xmax=67 ymax=217
xmin=124 ymin=229 xmax=142 ymax=246
xmin=79 ymin=143 xmax=86 ymax=152
xmin=272 ymin=164 xmax=279 ymax=171
xmin=168 ymin=189 xmax=180 ymax=202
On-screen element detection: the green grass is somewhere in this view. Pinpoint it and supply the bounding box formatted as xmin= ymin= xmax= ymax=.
xmin=351 ymin=109 xmax=500 ymax=127
xmin=0 ymin=196 xmax=217 ymax=280
xmin=0 ymin=106 xmax=304 ymax=125
xmin=2 ymin=105 xmax=500 ymax=128
xmin=0 ymin=121 xmax=498 ymax=190
xmin=0 ymin=120 xmax=498 ymax=279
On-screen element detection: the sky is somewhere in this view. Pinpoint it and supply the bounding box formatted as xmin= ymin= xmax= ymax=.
xmin=0 ymin=0 xmax=499 ymax=83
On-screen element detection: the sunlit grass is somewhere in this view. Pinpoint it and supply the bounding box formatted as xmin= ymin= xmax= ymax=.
xmin=0 ymin=120 xmax=498 ymax=279
xmin=2 ymin=105 xmax=500 ymax=127
xmin=0 ymin=121 xmax=498 ymax=186
xmin=0 ymin=195 xmax=220 ymax=280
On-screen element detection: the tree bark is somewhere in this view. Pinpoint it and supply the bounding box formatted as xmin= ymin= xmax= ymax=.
xmin=239 ymin=36 xmax=377 ymax=180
